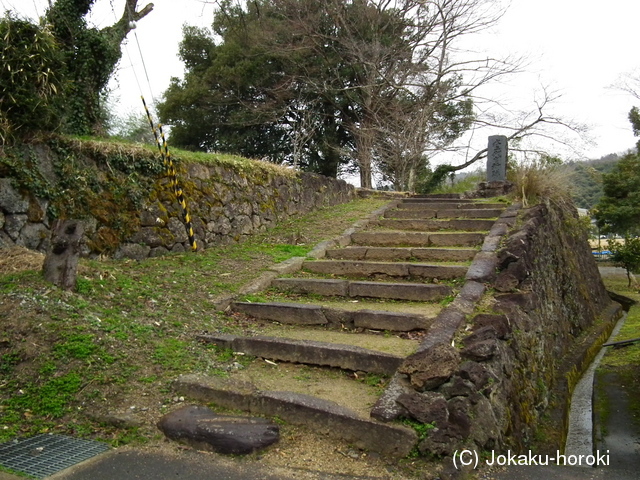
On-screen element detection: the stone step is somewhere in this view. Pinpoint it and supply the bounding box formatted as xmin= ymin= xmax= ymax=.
xmin=384 ymin=208 xmax=503 ymax=219
xmin=402 ymin=197 xmax=474 ymax=203
xmin=173 ymin=374 xmax=417 ymax=457
xmin=198 ymin=333 xmax=405 ymax=375
xmin=272 ymin=277 xmax=453 ymax=301
xmin=326 ymin=246 xmax=478 ymax=262
xmin=377 ymin=218 xmax=494 ymax=231
xmin=350 ymin=231 xmax=485 ymax=247
xmin=410 ymin=193 xmax=463 ymax=199
xmin=435 ymin=208 xmax=504 ymax=218
xmin=303 ymin=259 xmax=468 ymax=279
xmin=396 ymin=202 xmax=505 ymax=210
xmin=231 ymin=301 xmax=435 ymax=331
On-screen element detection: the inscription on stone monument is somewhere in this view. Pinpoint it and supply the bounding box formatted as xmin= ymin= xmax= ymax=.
xmin=487 ymin=135 xmax=508 ymax=182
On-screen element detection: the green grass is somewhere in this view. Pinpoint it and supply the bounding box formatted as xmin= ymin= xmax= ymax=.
xmin=0 ymin=196 xmax=389 ymax=444
xmin=596 ymin=272 xmax=640 ymax=432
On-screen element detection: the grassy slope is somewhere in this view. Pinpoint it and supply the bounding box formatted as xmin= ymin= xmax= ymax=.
xmin=0 ymin=196 xmax=389 ymax=446
xmin=596 ymin=271 xmax=640 ymax=436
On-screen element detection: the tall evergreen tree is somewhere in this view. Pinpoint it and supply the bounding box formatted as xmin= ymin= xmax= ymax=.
xmin=159 ymin=0 xmax=489 ymax=185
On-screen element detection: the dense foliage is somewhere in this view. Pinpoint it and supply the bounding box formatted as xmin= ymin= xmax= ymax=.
xmin=0 ymin=1 xmax=152 ymax=141
xmin=44 ymin=0 xmax=122 ymax=135
xmin=566 ymin=154 xmax=620 ymax=210
xmin=0 ymin=15 xmax=65 ymax=143
xmin=609 ymin=236 xmax=640 ymax=286
xmin=593 ymin=153 xmax=640 ymax=235
xmin=158 ymin=0 xmax=478 ymax=187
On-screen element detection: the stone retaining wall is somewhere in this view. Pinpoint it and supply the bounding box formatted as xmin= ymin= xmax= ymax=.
xmin=0 ymin=146 xmax=355 ymax=259
xmin=372 ymin=199 xmax=621 ymax=459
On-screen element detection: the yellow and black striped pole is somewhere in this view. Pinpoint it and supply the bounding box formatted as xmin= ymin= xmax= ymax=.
xmin=142 ymin=96 xmax=197 ymax=252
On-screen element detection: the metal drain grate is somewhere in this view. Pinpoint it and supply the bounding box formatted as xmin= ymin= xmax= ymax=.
xmin=0 ymin=433 xmax=110 ymax=479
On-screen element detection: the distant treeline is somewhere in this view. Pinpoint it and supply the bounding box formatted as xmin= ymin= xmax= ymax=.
xmin=565 ymin=153 xmax=629 ymax=210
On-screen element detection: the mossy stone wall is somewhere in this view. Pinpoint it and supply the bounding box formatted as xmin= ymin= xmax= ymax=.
xmin=0 ymin=138 xmax=355 ymax=258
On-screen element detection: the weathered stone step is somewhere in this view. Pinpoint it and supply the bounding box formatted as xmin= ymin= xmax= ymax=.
xmin=173 ymin=374 xmax=417 ymax=457
xmin=303 ymin=259 xmax=468 ymax=279
xmin=326 ymin=246 xmax=477 ymax=262
xmin=272 ymin=277 xmax=453 ymax=301
xmin=258 ymin=325 xmax=419 ymax=356
xmin=198 ymin=333 xmax=404 ymax=375
xmin=384 ymin=208 xmax=503 ymax=219
xmin=377 ymin=218 xmax=494 ymax=231
xmin=397 ymin=202 xmax=505 ymax=210
xmin=350 ymin=231 xmax=485 ymax=247
xmin=402 ymin=197 xmax=474 ymax=203
xmin=231 ymin=301 xmax=436 ymax=331
xmin=410 ymin=193 xmax=464 ymax=199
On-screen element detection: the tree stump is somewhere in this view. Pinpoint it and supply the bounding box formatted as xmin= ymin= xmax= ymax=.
xmin=42 ymin=219 xmax=84 ymax=290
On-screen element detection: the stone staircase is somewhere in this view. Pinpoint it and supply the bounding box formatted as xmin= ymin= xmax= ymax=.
xmin=174 ymin=195 xmax=508 ymax=458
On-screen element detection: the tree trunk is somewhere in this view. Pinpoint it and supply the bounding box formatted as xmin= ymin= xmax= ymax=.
xmin=354 ymin=123 xmax=374 ymax=189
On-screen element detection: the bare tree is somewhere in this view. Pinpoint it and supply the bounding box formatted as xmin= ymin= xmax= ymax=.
xmin=291 ymin=0 xmax=523 ymax=188
xmin=194 ymin=0 xmax=544 ymax=187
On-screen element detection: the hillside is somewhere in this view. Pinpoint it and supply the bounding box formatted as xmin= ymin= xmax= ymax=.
xmin=566 ymin=153 xmax=623 ymax=210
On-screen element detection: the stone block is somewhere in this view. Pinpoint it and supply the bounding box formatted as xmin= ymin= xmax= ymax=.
xmin=458 ymin=361 xmax=497 ymax=390
xmin=461 ymin=338 xmax=499 ymax=361
xmin=349 ymin=281 xmax=451 ymax=301
xmin=364 ymin=247 xmax=413 ymax=261
xmin=458 ymin=280 xmax=486 ymax=303
xmin=436 ymin=209 xmax=504 ymax=219
xmin=157 ymin=405 xmax=279 ymax=455
xmin=198 ymin=334 xmax=403 ymax=375
xmin=383 ymin=209 xmax=437 ymax=219
xmin=0 ymin=179 xmax=29 ymax=213
xmin=4 ymin=214 xmax=27 ymax=241
xmin=16 ymin=222 xmax=49 ymax=250
xmin=232 ymin=302 xmax=328 ymax=325
xmin=303 ymin=260 xmax=410 ymax=277
xmin=417 ymin=309 xmax=466 ymax=352
xmin=465 ymin=251 xmax=498 ymax=282
xmin=448 ymin=219 xmax=496 ymax=231
xmin=472 ymin=314 xmax=512 ymax=339
xmin=493 ymin=271 xmax=520 ymax=292
xmin=397 ymin=390 xmax=449 ymax=426
xmin=370 ymin=373 xmax=412 ymax=422
xmin=353 ymin=310 xmax=430 ymax=331
xmin=268 ymin=256 xmax=306 ymax=275
xmin=350 ymin=231 xmax=410 ymax=246
xmin=325 ymin=246 xmax=368 ymax=259
xmin=411 ymin=248 xmax=477 ymax=262
xmin=428 ymin=232 xmax=485 ymax=247
xmin=253 ymin=391 xmax=417 ymax=458
xmin=173 ymin=374 xmax=257 ymax=412
xmin=408 ymin=264 xmax=467 ymax=280
xmin=271 ymin=278 xmax=348 ymax=296
xmin=398 ymin=344 xmax=460 ymax=391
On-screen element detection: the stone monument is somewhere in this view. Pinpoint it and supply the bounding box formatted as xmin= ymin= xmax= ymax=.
xmin=487 ymin=135 xmax=508 ymax=182
xmin=42 ymin=219 xmax=84 ymax=290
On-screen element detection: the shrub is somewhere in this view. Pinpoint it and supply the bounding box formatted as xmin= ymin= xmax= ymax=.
xmin=507 ymin=154 xmax=571 ymax=207
xmin=0 ymin=14 xmax=65 ymax=143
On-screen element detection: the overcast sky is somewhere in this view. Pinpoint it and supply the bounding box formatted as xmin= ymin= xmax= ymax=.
xmin=5 ymin=0 xmax=640 ymax=164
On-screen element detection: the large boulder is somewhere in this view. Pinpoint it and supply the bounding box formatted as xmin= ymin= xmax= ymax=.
xmin=157 ymin=405 xmax=279 ymax=455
